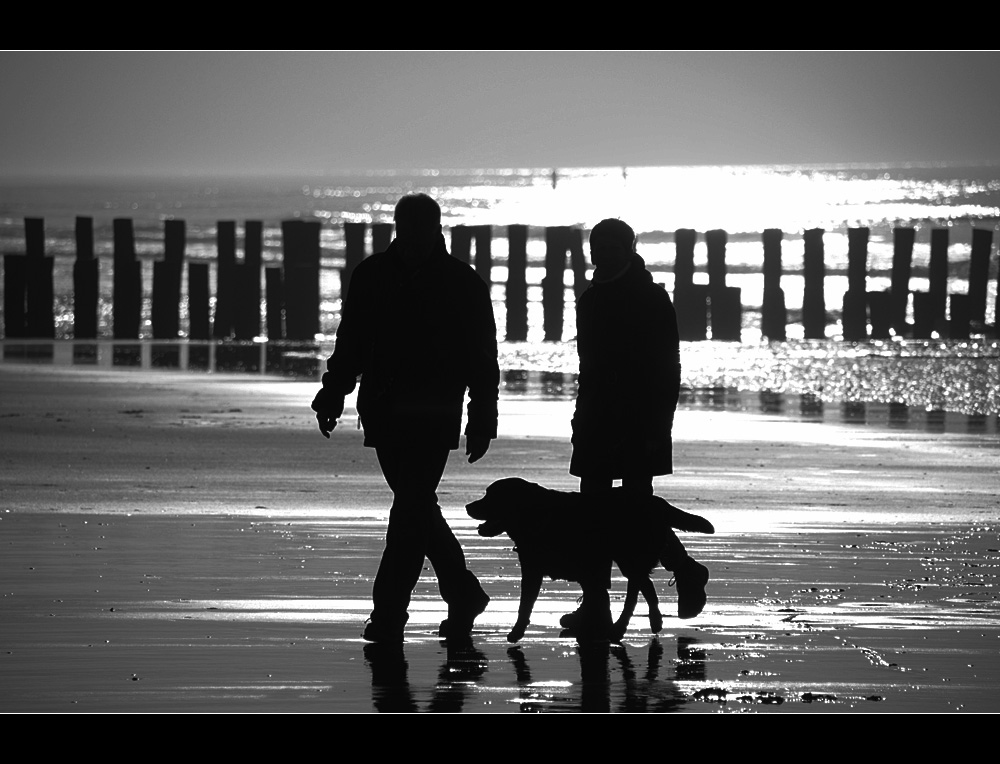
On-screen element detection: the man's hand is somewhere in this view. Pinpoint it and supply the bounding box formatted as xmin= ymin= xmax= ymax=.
xmin=465 ymin=434 xmax=491 ymax=464
xmin=311 ymin=389 xmax=345 ymax=439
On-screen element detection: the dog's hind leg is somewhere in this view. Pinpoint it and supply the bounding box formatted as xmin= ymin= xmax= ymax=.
xmin=508 ymin=565 xmax=543 ymax=643
xmin=611 ymin=577 xmax=641 ymax=641
xmin=640 ymin=577 xmax=663 ymax=634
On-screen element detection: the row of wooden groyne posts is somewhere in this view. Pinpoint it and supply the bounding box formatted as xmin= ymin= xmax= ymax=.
xmin=4 ymin=217 xmax=999 ymax=359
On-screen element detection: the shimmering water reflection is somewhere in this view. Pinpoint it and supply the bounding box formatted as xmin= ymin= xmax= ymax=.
xmin=3 ymin=335 xmax=998 ymax=429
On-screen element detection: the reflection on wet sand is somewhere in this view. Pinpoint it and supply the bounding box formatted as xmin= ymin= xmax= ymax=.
xmin=366 ymin=637 xmax=489 ymax=713
xmin=366 ymin=636 xmax=708 ymax=713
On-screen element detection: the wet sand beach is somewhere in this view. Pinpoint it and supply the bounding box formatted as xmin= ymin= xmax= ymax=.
xmin=1 ymin=364 xmax=998 ymax=713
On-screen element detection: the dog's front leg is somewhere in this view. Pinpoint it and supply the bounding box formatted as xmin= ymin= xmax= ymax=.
xmin=640 ymin=577 xmax=663 ymax=634
xmin=509 ymin=565 xmax=543 ymax=643
xmin=612 ymin=577 xmax=641 ymax=641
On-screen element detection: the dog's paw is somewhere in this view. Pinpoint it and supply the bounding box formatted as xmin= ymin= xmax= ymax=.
xmin=507 ymin=624 xmax=527 ymax=643
xmin=649 ymin=610 xmax=663 ymax=634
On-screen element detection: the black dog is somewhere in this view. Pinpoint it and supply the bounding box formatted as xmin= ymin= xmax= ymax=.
xmin=466 ymin=477 xmax=714 ymax=642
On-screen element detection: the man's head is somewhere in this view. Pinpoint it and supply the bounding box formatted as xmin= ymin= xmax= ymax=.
xmin=589 ymin=218 xmax=635 ymax=274
xmin=393 ymin=193 xmax=442 ymax=259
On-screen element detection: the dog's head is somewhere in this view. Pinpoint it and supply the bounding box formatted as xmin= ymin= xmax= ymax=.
xmin=466 ymin=477 xmax=546 ymax=538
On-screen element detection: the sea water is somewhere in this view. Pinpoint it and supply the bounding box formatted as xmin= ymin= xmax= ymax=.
xmin=1 ymin=163 xmax=998 ymax=416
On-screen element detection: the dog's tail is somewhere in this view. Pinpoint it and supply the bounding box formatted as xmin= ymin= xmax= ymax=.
xmin=662 ymin=501 xmax=715 ymax=534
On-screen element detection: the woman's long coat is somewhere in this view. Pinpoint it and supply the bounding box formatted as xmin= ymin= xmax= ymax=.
xmin=570 ymin=254 xmax=681 ymax=479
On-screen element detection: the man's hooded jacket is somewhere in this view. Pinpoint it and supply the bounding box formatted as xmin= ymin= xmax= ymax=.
xmin=320 ymin=234 xmax=499 ymax=449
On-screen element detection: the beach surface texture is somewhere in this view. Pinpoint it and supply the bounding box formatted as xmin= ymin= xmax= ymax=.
xmin=1 ymin=364 xmax=997 ymax=713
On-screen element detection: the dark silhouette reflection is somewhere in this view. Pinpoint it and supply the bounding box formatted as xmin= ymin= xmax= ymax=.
xmin=888 ymin=401 xmax=910 ymax=428
xmin=759 ymin=390 xmax=784 ymax=414
xmin=706 ymin=385 xmax=728 ymax=410
xmin=364 ymin=642 xmax=418 ymax=713
xmin=428 ymin=637 xmax=489 ymax=713
xmin=366 ymin=636 xmax=702 ymax=712
xmin=966 ymin=413 xmax=989 ymax=434
xmin=365 ymin=638 xmax=488 ymax=713
xmin=925 ymin=408 xmax=946 ymax=433
xmin=113 ymin=343 xmax=141 ymax=367
xmin=841 ymin=400 xmax=867 ymax=424
xmin=675 ymin=636 xmax=708 ymax=682
xmin=503 ymin=369 xmax=529 ymax=393
xmin=541 ymin=371 xmax=570 ymax=397
xmin=615 ymin=639 xmax=688 ymax=712
xmin=577 ymin=640 xmax=612 ymax=712
xmin=799 ymin=392 xmax=824 ymax=418
xmin=72 ymin=343 xmax=98 ymax=365
xmin=506 ymin=646 xmax=547 ymax=713
xmin=507 ymin=638 xmax=689 ymax=713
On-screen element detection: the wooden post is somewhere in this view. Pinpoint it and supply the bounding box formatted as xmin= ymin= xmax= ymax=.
xmin=673 ymin=228 xmax=696 ymax=289
xmin=265 ymin=266 xmax=284 ymax=340
xmin=847 ymin=227 xmax=869 ymax=294
xmin=151 ymin=253 xmax=180 ymax=365
xmin=505 ymin=224 xmax=528 ymax=342
xmin=929 ymin=228 xmax=949 ymax=328
xmin=264 ymin=265 xmax=285 ymax=374
xmin=568 ymin=227 xmax=587 ymax=301
xmin=165 ymin=218 xmax=185 ymax=267
xmin=342 ymin=222 xmax=366 ymax=301
xmin=213 ymin=221 xmax=237 ymax=339
xmin=890 ymin=226 xmax=915 ymax=334
xmin=968 ymin=228 xmax=992 ymax=327
xmin=705 ymin=229 xmax=740 ymax=341
xmin=451 ymin=225 xmax=472 ymax=265
xmin=72 ymin=216 xmax=99 ymax=340
xmin=675 ymin=285 xmax=708 ymax=341
xmin=949 ymin=294 xmax=971 ymax=339
xmin=868 ymin=290 xmax=892 ymax=339
xmin=234 ymin=220 xmax=262 ymax=341
xmin=842 ymin=291 xmax=868 ymax=341
xmin=712 ymin=286 xmax=742 ymax=341
xmin=802 ymin=228 xmax=826 ymax=339
xmin=472 ymin=225 xmax=493 ymax=285
xmin=996 ymin=249 xmax=1000 ymax=338
xmin=152 ymin=219 xmax=184 ymax=341
xmin=24 ymin=217 xmax=55 ymax=339
xmin=152 ymin=259 xmax=180 ymax=340
xmin=705 ymin=229 xmax=727 ymax=291
xmin=282 ymin=219 xmax=321 ymax=341
xmin=842 ymin=227 xmax=869 ymax=341
xmin=762 ymin=228 xmax=786 ymax=341
xmin=672 ymin=229 xmax=706 ymax=341
xmin=911 ymin=291 xmax=934 ymax=339
xmin=372 ymin=222 xmax=393 ymax=254
xmin=188 ymin=262 xmax=210 ymax=340
xmin=542 ymin=226 xmax=567 ymax=341
xmin=112 ymin=218 xmax=141 ymax=340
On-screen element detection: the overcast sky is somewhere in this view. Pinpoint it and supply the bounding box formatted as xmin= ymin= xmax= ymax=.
xmin=2 ymin=51 xmax=999 ymax=179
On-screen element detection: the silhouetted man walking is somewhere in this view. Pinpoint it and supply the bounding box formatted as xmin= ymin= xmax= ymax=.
xmin=565 ymin=218 xmax=709 ymax=640
xmin=312 ymin=193 xmax=499 ymax=643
